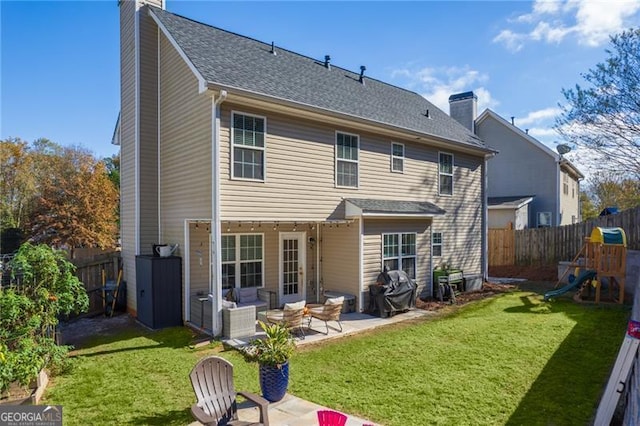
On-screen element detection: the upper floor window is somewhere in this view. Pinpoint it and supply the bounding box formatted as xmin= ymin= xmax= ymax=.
xmin=391 ymin=142 xmax=404 ymax=173
xmin=439 ymin=152 xmax=453 ymax=196
xmin=221 ymin=234 xmax=264 ymax=289
xmin=432 ymin=232 xmax=443 ymax=257
xmin=232 ymin=112 xmax=265 ymax=181
xmin=382 ymin=233 xmax=416 ymax=279
xmin=336 ymin=132 xmax=359 ymax=188
xmin=563 ymin=173 xmax=569 ymax=195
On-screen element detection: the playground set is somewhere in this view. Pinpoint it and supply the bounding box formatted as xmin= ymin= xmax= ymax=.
xmin=545 ymin=227 xmax=627 ymax=304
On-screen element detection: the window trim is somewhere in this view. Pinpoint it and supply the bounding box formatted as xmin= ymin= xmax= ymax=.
xmin=230 ymin=111 xmax=267 ymax=182
xmin=381 ymin=232 xmax=417 ymax=279
xmin=438 ymin=151 xmax=454 ymax=196
xmin=432 ymin=231 xmax=443 ymax=258
xmin=221 ymin=233 xmax=265 ymax=289
xmin=335 ymin=130 xmax=360 ymax=189
xmin=390 ymin=142 xmax=404 ymax=173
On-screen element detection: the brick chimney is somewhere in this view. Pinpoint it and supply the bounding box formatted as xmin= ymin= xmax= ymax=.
xmin=448 ymin=91 xmax=477 ymax=133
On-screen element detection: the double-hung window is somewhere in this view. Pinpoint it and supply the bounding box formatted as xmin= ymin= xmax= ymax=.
xmin=439 ymin=152 xmax=453 ymax=196
xmin=336 ymin=132 xmax=359 ymax=188
xmin=432 ymin=232 xmax=443 ymax=257
xmin=382 ymin=233 xmax=416 ymax=279
xmin=221 ymin=234 xmax=263 ymax=289
xmin=391 ymin=142 xmax=404 ymax=173
xmin=232 ymin=112 xmax=265 ymax=180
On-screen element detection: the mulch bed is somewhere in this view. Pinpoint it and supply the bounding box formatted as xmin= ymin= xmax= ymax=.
xmin=415 ymin=282 xmax=517 ymax=312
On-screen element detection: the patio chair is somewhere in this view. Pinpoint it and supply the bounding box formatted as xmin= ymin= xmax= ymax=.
xmin=317 ymin=410 xmax=347 ymax=426
xmin=266 ymin=300 xmax=306 ymax=339
xmin=190 ymin=355 xmax=270 ymax=426
xmin=307 ymin=296 xmax=344 ymax=335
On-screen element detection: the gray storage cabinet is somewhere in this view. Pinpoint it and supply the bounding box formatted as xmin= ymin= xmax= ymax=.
xmin=136 ymin=255 xmax=182 ymax=329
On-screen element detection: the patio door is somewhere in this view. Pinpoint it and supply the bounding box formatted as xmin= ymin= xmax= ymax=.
xmin=279 ymin=232 xmax=306 ymax=305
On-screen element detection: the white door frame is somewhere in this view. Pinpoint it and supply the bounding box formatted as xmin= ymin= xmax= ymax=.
xmin=278 ymin=231 xmax=307 ymax=304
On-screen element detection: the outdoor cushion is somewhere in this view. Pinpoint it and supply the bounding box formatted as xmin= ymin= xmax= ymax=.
xmin=284 ymin=300 xmax=306 ymax=310
xmin=221 ymin=300 xmax=237 ymax=309
xmin=325 ymin=296 xmax=344 ymax=306
xmin=238 ymin=287 xmax=258 ymax=303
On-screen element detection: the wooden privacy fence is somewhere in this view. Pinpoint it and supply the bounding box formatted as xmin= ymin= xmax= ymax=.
xmin=488 ymin=228 xmax=514 ymax=266
xmin=71 ymin=251 xmax=121 ymax=317
xmin=514 ymin=206 xmax=640 ymax=265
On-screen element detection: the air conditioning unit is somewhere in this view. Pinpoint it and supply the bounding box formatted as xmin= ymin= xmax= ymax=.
xmin=537 ymin=212 xmax=552 ymax=228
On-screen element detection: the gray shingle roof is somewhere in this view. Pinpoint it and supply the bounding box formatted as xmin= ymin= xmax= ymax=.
xmin=345 ymin=198 xmax=445 ymax=217
xmin=149 ymin=7 xmax=488 ymax=150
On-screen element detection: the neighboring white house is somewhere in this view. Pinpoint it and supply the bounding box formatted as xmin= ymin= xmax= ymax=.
xmin=449 ymin=92 xmax=583 ymax=228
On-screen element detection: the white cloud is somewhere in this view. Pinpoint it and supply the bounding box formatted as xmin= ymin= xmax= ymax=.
xmin=494 ymin=0 xmax=640 ymax=51
xmin=517 ymin=107 xmax=563 ymax=126
xmin=530 ymin=21 xmax=574 ymax=43
xmin=574 ymin=1 xmax=640 ymax=46
xmin=390 ymin=65 xmax=498 ymax=113
xmin=493 ymin=30 xmax=526 ymax=52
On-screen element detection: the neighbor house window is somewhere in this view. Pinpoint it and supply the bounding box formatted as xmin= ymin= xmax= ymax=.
xmin=563 ymin=173 xmax=569 ymax=195
xmin=221 ymin=234 xmax=263 ymax=289
xmin=382 ymin=233 xmax=416 ymax=278
xmin=439 ymin=152 xmax=453 ymax=196
xmin=232 ymin=112 xmax=265 ymax=180
xmin=432 ymin=232 xmax=443 ymax=257
xmin=391 ymin=142 xmax=404 ymax=173
xmin=537 ymin=212 xmax=552 ymax=228
xmin=336 ymin=132 xmax=359 ymax=187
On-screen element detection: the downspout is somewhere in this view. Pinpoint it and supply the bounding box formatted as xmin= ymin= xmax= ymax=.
xmin=210 ymin=89 xmax=227 ymax=336
xmin=556 ymin=159 xmax=561 ymax=226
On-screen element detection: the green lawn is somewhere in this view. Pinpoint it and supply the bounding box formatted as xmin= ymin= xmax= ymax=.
xmin=44 ymin=288 xmax=629 ymax=425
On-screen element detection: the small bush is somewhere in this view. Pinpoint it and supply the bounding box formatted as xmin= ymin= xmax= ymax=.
xmin=0 ymin=243 xmax=88 ymax=394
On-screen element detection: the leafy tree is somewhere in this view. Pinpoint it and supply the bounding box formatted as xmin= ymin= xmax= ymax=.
xmin=28 ymin=145 xmax=118 ymax=250
xmin=555 ymin=28 xmax=640 ymax=178
xmin=583 ymin=172 xmax=640 ymax=213
xmin=103 ymin=153 xmax=120 ymax=189
xmin=0 ymin=138 xmax=36 ymax=229
xmin=579 ymin=192 xmax=599 ymax=221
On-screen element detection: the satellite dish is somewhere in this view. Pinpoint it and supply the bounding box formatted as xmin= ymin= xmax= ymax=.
xmin=556 ymin=144 xmax=572 ymax=155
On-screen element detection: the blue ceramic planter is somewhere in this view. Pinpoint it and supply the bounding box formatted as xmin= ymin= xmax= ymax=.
xmin=259 ymin=361 xmax=289 ymax=402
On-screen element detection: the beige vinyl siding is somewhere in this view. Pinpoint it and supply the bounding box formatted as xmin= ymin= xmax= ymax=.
xmin=321 ymin=221 xmax=360 ymax=307
xmin=138 ymin=7 xmax=159 ymax=255
xmin=219 ymin=106 xmax=481 ymax=221
xmin=559 ymin=171 xmax=580 ymax=225
xmin=431 ymin=153 xmax=483 ymax=275
xmin=188 ymin=222 xmax=211 ymax=328
xmin=158 ymin=32 xmax=212 ymax=256
xmin=119 ymin=0 xmax=137 ymax=311
xmin=363 ymin=219 xmax=430 ymax=295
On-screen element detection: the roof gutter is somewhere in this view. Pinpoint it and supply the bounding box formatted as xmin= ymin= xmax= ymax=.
xmin=206 ymin=82 xmax=497 ymax=157
xmin=209 ymin=89 xmax=227 ymax=336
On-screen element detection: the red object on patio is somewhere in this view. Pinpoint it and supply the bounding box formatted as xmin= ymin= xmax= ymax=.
xmin=317 ymin=409 xmax=347 ymax=426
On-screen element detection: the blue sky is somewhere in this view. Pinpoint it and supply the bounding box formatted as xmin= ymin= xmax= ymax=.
xmin=2 ymin=1 xmax=640 ymax=170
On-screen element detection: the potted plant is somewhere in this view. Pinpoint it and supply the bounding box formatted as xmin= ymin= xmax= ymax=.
xmin=244 ymin=321 xmax=295 ymax=402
